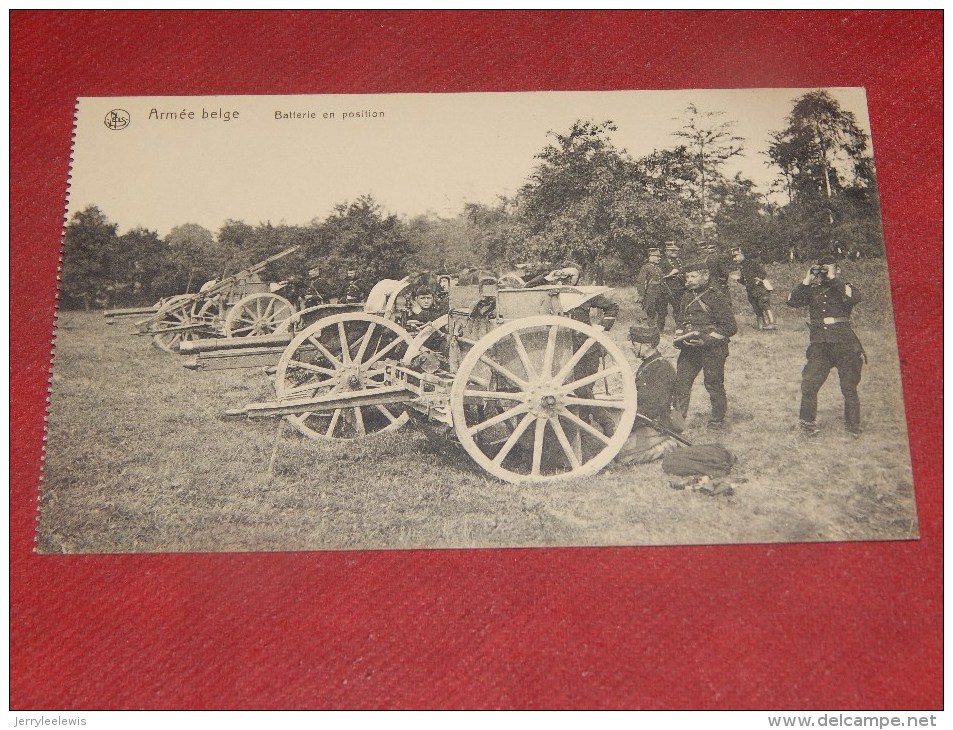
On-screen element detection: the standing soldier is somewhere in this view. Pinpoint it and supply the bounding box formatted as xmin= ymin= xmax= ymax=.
xmin=657 ymin=242 xmax=685 ymax=331
xmin=703 ymin=242 xmax=734 ymax=293
xmin=635 ymin=248 xmax=665 ymax=331
xmin=339 ymin=267 xmax=364 ymax=304
xmin=672 ymin=257 xmax=738 ymax=431
xmin=786 ymin=255 xmax=865 ymax=438
xmin=733 ymin=248 xmax=777 ymax=330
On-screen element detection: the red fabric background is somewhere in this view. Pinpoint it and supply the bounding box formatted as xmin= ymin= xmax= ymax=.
xmin=10 ymin=11 xmax=942 ymax=709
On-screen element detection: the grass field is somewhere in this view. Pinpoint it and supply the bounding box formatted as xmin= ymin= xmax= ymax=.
xmin=39 ymin=262 xmax=918 ymax=553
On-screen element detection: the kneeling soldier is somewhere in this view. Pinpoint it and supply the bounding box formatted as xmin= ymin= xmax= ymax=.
xmin=616 ymin=325 xmax=682 ymax=465
xmin=672 ymin=258 xmax=738 ymax=430
xmin=786 ymin=255 xmax=865 ymax=437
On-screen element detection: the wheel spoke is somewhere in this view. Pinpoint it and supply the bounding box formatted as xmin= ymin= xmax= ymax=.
xmin=264 ymin=298 xmax=276 ymax=318
xmin=563 ymin=396 xmax=628 ymax=410
xmin=307 ymin=335 xmax=343 ymax=368
xmin=467 ymin=402 xmax=529 ymax=436
xmin=353 ymin=323 xmax=376 ymax=364
xmin=287 ymin=359 xmax=338 ymax=377
xmin=478 ymin=355 xmax=528 ymax=389
xmin=553 ymin=336 xmax=598 ymax=384
xmin=283 ymin=380 xmax=336 ymax=398
xmin=363 ymin=335 xmax=404 ymax=367
xmin=558 ymin=407 xmax=611 ymax=445
xmin=375 ymin=405 xmax=400 ymax=424
xmin=492 ymin=413 xmax=535 ymax=466
xmin=462 ymin=389 xmax=524 ymax=401
xmin=550 ymin=417 xmax=581 ymax=469
xmin=326 ymin=408 xmax=342 ymax=438
xmin=511 ymin=330 xmax=536 ymax=380
xmin=531 ymin=418 xmax=547 ymax=476
xmin=353 ymin=407 xmax=366 ymax=435
xmin=337 ymin=322 xmax=352 ymax=365
xmin=560 ymin=365 xmax=624 ymax=395
xmin=541 ymin=324 xmax=558 ymax=379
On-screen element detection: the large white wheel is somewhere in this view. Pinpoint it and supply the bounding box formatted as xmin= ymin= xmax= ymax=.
xmin=151 ymin=299 xmax=219 ymax=353
xmin=449 ymin=316 xmax=636 ymax=483
xmin=274 ymin=313 xmax=413 ymax=440
xmin=224 ymin=293 xmax=295 ymax=338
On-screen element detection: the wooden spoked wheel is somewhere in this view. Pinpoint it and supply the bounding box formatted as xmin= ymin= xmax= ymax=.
xmin=223 ymin=293 xmax=295 ymax=338
xmin=274 ymin=313 xmax=413 ymax=440
xmin=151 ymin=299 xmax=219 ymax=353
xmin=449 ymin=316 xmax=636 ymax=483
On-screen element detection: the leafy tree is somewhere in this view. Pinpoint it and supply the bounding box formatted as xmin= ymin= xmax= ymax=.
xmin=60 ymin=205 xmax=119 ymax=309
xmin=319 ymin=195 xmax=416 ymax=295
xmin=672 ymin=104 xmax=744 ymax=240
xmin=710 ymin=174 xmax=773 ymax=257
xmin=216 ymin=219 xmax=257 ymax=273
xmin=111 ymin=227 xmax=165 ymax=305
xmin=768 ymin=90 xmax=882 ymax=256
xmin=156 ymin=223 xmax=218 ymax=296
xmin=404 ymin=212 xmax=487 ymax=273
xmin=510 ymin=120 xmax=634 ymax=275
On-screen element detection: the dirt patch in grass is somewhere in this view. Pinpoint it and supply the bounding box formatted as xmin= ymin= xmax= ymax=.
xmin=40 ymin=264 xmax=918 ymax=553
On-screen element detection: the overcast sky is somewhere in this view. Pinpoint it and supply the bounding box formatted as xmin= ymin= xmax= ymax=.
xmin=69 ymin=88 xmax=873 ymax=237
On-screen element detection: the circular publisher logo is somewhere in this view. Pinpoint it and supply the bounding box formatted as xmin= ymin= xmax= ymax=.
xmin=104 ymin=109 xmax=130 ymax=130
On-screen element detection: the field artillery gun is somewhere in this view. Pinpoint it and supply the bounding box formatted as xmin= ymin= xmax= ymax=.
xmin=115 ymin=246 xmax=300 ymax=352
xmin=229 ymin=278 xmax=637 ymax=484
xmin=178 ymin=276 xmax=439 ymax=371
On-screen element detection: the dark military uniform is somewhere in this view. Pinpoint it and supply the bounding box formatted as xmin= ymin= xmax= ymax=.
xmin=738 ymin=257 xmax=773 ymax=325
xmin=657 ymin=257 xmax=686 ymax=330
xmin=635 ymin=260 xmax=665 ymax=331
xmin=787 ymin=277 xmax=864 ymax=434
xmin=616 ymin=326 xmax=680 ymax=464
xmin=636 ymin=354 xmax=677 ymax=427
xmin=672 ymin=284 xmax=738 ymax=425
xmin=340 ymin=276 xmax=364 ymax=305
xmin=706 ymin=250 xmax=734 ymax=292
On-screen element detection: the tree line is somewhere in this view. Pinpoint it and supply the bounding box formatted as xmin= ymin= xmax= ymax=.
xmin=61 ymin=90 xmax=884 ymax=309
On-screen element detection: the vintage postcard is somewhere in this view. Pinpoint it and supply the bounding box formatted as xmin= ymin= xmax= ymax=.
xmin=41 ymin=90 xmax=917 ymax=553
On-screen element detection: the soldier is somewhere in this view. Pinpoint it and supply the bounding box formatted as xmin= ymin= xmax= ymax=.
xmin=672 ymin=258 xmax=738 ymax=431
xmin=435 ymin=275 xmax=452 ymax=310
xmin=616 ymin=325 xmax=682 ymax=465
xmin=703 ymin=242 xmax=734 ymax=293
xmin=657 ymin=244 xmax=686 ymax=331
xmin=635 ymin=248 xmax=665 ymax=331
xmin=339 ymin=268 xmax=364 ymax=304
xmin=786 ymin=255 xmax=865 ymax=438
xmin=407 ymin=287 xmax=443 ymax=326
xmin=733 ymin=249 xmax=777 ymax=330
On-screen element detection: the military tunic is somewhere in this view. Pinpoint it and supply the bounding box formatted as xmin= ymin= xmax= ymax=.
xmin=616 ymin=353 xmax=679 ymax=464
xmin=706 ymin=251 xmax=734 ymax=292
xmin=786 ymin=279 xmax=864 ymax=432
xmin=656 ymin=256 xmax=686 ymax=329
xmin=635 ymin=261 xmax=665 ymax=330
xmin=672 ymin=284 xmax=738 ymax=424
xmin=738 ymin=258 xmax=772 ymax=318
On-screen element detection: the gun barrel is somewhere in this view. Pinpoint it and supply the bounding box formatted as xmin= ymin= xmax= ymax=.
xmin=635 ymin=413 xmax=693 ymax=447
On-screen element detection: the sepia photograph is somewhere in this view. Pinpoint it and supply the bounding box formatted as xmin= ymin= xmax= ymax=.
xmin=41 ymin=89 xmax=917 ymax=554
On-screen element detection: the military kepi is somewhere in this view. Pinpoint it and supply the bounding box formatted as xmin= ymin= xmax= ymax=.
xmin=629 ymin=325 xmax=661 ymax=347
